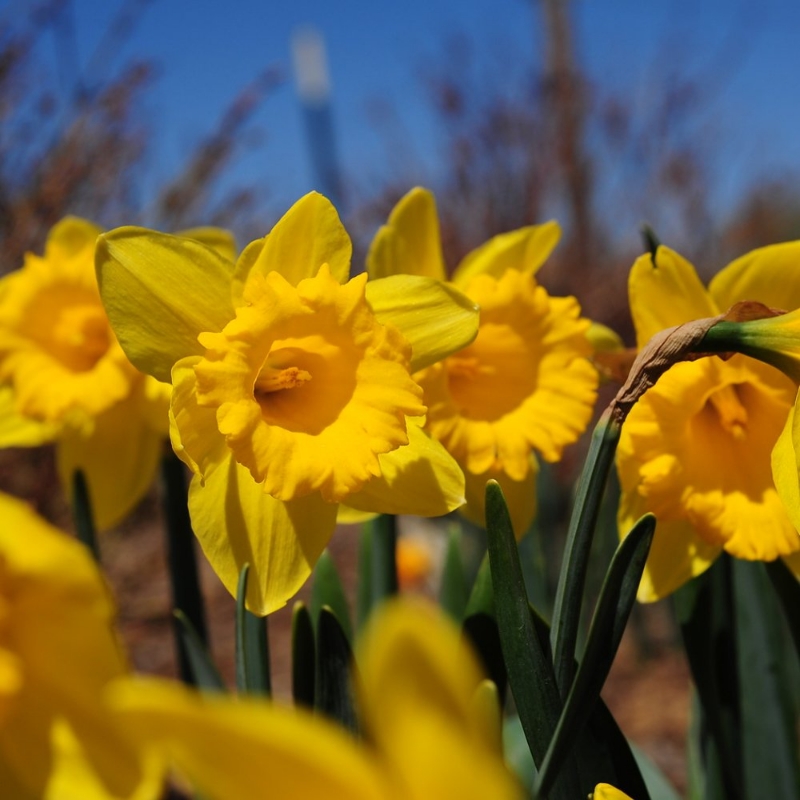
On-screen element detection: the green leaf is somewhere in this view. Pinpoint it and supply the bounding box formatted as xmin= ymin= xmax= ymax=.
xmin=733 ymin=560 xmax=800 ymax=799
xmin=173 ymin=610 xmax=225 ymax=692
xmin=534 ymin=513 xmax=656 ymax=798
xmin=484 ymin=480 xmax=580 ymax=800
xmin=463 ymin=612 xmax=507 ymax=705
xmin=439 ymin=525 xmax=468 ymax=620
xmin=316 ymin=606 xmax=359 ymax=734
xmin=371 ymin=514 xmax=398 ymax=605
xmin=235 ymin=564 xmax=271 ymax=696
xmin=311 ymin=550 xmax=353 ymax=642
xmin=550 ymin=412 xmax=621 ymax=695
xmin=356 ymin=524 xmax=374 ymax=631
xmin=765 ymin=559 xmax=800 ymax=659
xmin=630 ymin=744 xmax=680 ymax=800
xmin=465 ymin=553 xmax=494 ymax=618
xmin=291 ymin=602 xmax=315 ymax=708
xmin=71 ymin=469 xmax=99 ymax=561
xmin=675 ymin=555 xmax=743 ymax=800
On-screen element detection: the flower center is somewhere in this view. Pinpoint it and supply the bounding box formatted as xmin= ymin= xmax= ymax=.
xmin=193 ymin=266 xmax=426 ymax=502
xmin=21 ymin=286 xmax=111 ymax=372
xmin=706 ymin=384 xmax=748 ymax=440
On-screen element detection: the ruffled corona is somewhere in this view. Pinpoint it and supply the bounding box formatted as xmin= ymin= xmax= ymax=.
xmin=0 ymin=219 xmax=137 ymax=427
xmin=190 ymin=265 xmax=425 ymax=503
xmin=418 ymin=269 xmax=597 ymax=481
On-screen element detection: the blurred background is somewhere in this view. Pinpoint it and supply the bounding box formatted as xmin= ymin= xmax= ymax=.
xmin=2 ymin=0 xmax=800 ymax=791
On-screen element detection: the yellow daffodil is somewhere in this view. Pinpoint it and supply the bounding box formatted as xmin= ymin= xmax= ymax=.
xmin=0 ymin=218 xmax=179 ymax=528
xmin=96 ymin=192 xmax=477 ymax=615
xmin=367 ymin=187 xmax=598 ymax=537
xmin=0 ymin=492 xmax=160 ymax=799
xmin=593 ymin=785 xmax=633 ymax=800
xmin=109 ymin=598 xmax=522 ymax=800
xmin=617 ymin=243 xmax=800 ymax=601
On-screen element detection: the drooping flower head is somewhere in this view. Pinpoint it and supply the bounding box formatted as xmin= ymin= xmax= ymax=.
xmin=109 ymin=598 xmax=523 ymax=800
xmin=0 ymin=492 xmax=160 ymax=799
xmin=0 ymin=218 xmax=205 ymax=528
xmin=617 ymin=243 xmax=800 ymax=601
xmin=96 ymin=193 xmax=478 ymax=615
xmin=367 ymin=187 xmax=598 ymax=537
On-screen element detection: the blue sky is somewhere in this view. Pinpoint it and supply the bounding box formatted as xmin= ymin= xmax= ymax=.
xmin=16 ymin=0 xmax=800 ymax=224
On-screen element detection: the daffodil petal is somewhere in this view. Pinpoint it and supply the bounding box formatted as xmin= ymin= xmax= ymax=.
xmin=238 ymin=192 xmax=351 ymax=291
xmin=628 ymin=246 xmax=718 ymax=347
xmin=188 ymin=455 xmax=337 ymax=615
xmin=593 ymin=785 xmax=634 ymax=800
xmin=56 ymin=385 xmax=164 ymax=530
xmin=451 ymin=221 xmax=561 ymax=286
xmin=169 ymin=356 xmax=227 ymax=480
xmin=45 ymin=217 xmax=103 ymax=260
xmin=356 ymin=598 xmax=490 ymax=753
xmin=366 ymin=187 xmax=447 ymax=282
xmin=620 ymin=490 xmax=720 ymax=602
xmin=336 ymin=506 xmax=378 ymax=524
xmin=109 ymin=678 xmax=387 ymax=800
xmin=96 ymin=228 xmax=236 ymax=383
xmin=0 ymin=384 xmax=59 ymax=447
xmin=710 ymin=242 xmax=800 ymax=313
xmin=460 ymin=462 xmax=537 ymax=540
xmin=772 ymin=391 xmax=800 ymax=533
xmin=177 ymin=227 xmax=237 ymax=263
xmin=365 ymin=275 xmax=479 ymax=372
xmin=343 ymin=423 xmax=465 ymax=516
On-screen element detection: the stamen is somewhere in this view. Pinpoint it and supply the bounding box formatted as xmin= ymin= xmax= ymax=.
xmin=255 ymin=365 xmax=312 ymax=394
xmin=708 ymin=384 xmax=748 ymax=440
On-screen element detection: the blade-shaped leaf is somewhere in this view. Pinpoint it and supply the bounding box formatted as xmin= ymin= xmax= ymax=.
xmin=174 ymin=610 xmax=225 ymax=692
xmin=71 ymin=469 xmax=99 ymax=561
xmin=316 ymin=606 xmax=359 ymax=734
xmin=371 ymin=514 xmax=398 ymax=605
xmin=292 ymin=601 xmax=316 ymax=708
xmin=534 ymin=514 xmax=656 ymax=798
xmin=356 ymin=524 xmax=374 ymax=631
xmin=311 ymin=550 xmax=353 ymax=642
xmin=235 ymin=564 xmax=271 ymax=696
xmin=440 ymin=526 xmax=468 ymax=620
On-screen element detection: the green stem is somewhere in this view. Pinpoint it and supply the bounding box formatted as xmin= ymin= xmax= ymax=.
xmin=161 ymin=447 xmax=208 ymax=684
xmin=71 ymin=470 xmax=99 ymax=562
xmin=371 ymin=514 xmax=398 ymax=605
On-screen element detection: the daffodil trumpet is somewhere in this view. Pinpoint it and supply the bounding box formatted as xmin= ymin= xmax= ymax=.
xmin=96 ymin=192 xmax=478 ymax=616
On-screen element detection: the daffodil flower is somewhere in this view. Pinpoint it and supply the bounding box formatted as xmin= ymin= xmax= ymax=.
xmin=0 ymin=492 xmax=160 ymax=799
xmin=109 ymin=598 xmax=523 ymax=800
xmin=366 ymin=187 xmax=598 ymax=537
xmin=593 ymin=785 xmax=634 ymax=800
xmin=96 ymin=192 xmax=477 ymax=615
xmin=0 ymin=218 xmax=233 ymax=529
xmin=618 ymin=243 xmax=800 ymax=601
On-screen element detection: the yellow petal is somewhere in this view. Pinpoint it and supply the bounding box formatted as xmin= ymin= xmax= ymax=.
xmin=176 ymin=227 xmax=237 ymax=263
xmin=710 ymin=241 xmax=800 ymax=313
xmin=365 ymin=275 xmax=479 ymax=372
xmin=238 ymin=192 xmax=351 ymax=292
xmin=357 ymin=598 xmax=489 ymax=753
xmin=187 ymin=454 xmax=338 ymax=615
xmin=772 ymin=391 xmax=800 ymax=532
xmin=593 ymin=785 xmax=634 ymax=800
xmin=109 ymin=678 xmax=388 ymax=800
xmin=343 ymin=422 xmax=465 ymax=516
xmin=45 ymin=217 xmax=103 ymax=261
xmin=96 ymin=228 xmax=236 ymax=382
xmin=452 ymin=222 xmax=560 ymax=287
xmin=619 ymin=488 xmax=720 ymax=602
xmin=56 ymin=384 xmax=163 ymax=531
xmin=460 ymin=461 xmax=537 ymax=540
xmin=0 ymin=384 xmax=59 ymax=447
xmin=366 ymin=187 xmax=447 ymax=282
xmin=169 ymin=356 xmax=227 ymax=480
xmin=628 ymin=246 xmax=718 ymax=347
